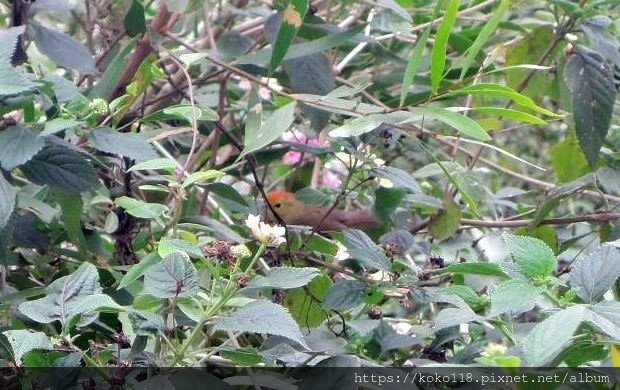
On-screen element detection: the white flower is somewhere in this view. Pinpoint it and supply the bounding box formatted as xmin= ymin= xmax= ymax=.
xmin=335 ymin=242 xmax=350 ymax=261
xmin=245 ymin=214 xmax=286 ymax=247
xmin=231 ymin=244 xmax=251 ymax=259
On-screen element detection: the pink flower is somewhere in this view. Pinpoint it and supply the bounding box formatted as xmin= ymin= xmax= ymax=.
xmin=321 ymin=170 xmax=342 ymax=189
xmin=321 ymin=160 xmax=346 ymax=189
xmin=281 ymin=130 xmax=323 ymax=165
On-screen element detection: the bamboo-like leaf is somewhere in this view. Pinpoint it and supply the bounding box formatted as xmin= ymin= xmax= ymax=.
xmin=460 ymin=0 xmax=510 ymax=79
xmin=269 ymin=0 xmax=310 ymax=73
xmin=430 ymin=0 xmax=460 ymax=93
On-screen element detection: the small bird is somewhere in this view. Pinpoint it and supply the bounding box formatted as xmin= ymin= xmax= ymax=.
xmin=265 ymin=191 xmax=380 ymax=232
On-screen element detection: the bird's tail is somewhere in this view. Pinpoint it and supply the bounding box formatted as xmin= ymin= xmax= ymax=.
xmin=343 ymin=210 xmax=380 ymax=230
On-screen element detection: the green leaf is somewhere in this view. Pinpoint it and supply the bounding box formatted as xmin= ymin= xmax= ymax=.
xmin=0 ymin=174 xmax=16 ymax=231
xmin=247 ymin=267 xmax=320 ymax=290
xmin=157 ymin=237 xmax=203 ymax=258
xmin=18 ymin=263 xmax=103 ymax=327
xmin=140 ymin=104 xmax=219 ymax=123
xmin=269 ymin=0 xmax=310 ymax=73
xmin=20 ymin=143 xmax=100 ymax=194
xmin=503 ymin=233 xmax=556 ymax=279
xmin=551 ymin=135 xmax=590 ymax=183
xmin=400 ymin=28 xmax=430 ymax=106
xmin=0 ymin=26 xmax=25 ymax=62
xmin=304 ymin=234 xmax=338 ymax=256
xmin=371 ymin=166 xmax=422 ymax=193
xmin=127 ymin=158 xmax=177 ymax=172
xmin=118 ymin=252 xmax=161 ymax=290
xmin=372 ymin=187 xmax=406 ymax=222
xmin=215 ymin=299 xmax=308 ymax=348
xmin=2 ymin=330 xmax=52 ymax=364
xmin=448 ymin=83 xmax=559 ymax=117
xmin=89 ymin=128 xmax=158 ymax=162
xmin=40 ymin=118 xmax=83 ymax=137
xmin=523 ymin=305 xmax=586 ymax=366
xmin=285 ymin=274 xmax=331 ymax=328
xmin=435 ymin=307 xmax=479 ymax=331
xmin=124 ymin=0 xmax=146 ymax=37
xmin=344 ymin=230 xmax=391 ymax=271
xmin=30 ymin=23 xmax=95 ymax=74
xmin=430 ymin=0 xmax=459 ymax=93
xmin=328 ymin=115 xmax=387 ymax=138
xmin=441 ymin=285 xmax=486 ymax=311
xmin=143 ymin=252 xmax=199 ymax=298
xmin=220 ymin=347 xmax=264 ymax=365
xmin=505 ymin=26 xmax=556 ymax=99
xmin=408 ymin=107 xmax=491 ymax=141
xmin=181 ymin=170 xmax=225 ymax=188
xmin=488 ymin=279 xmax=541 ymax=317
xmin=469 ymin=107 xmax=547 ymax=125
xmin=238 ymin=23 xmax=364 ymax=65
xmin=570 ymin=244 xmax=620 ymax=303
xmin=429 ymin=198 xmax=462 ymax=241
xmin=564 ymin=47 xmax=616 ymax=168
xmin=0 ymin=126 xmax=45 ymax=170
xmin=89 ymin=37 xmax=139 ymax=99
xmin=529 ymin=176 xmax=592 ymax=228
xmin=0 ymin=27 xmax=36 ymax=96
xmin=460 ymin=0 xmax=509 ymax=78
xmin=55 ymin=192 xmax=88 ymax=258
xmin=442 ymin=262 xmax=509 ymax=278
xmin=515 ymin=225 xmax=558 ymax=254
xmin=240 ymin=102 xmax=296 ymax=158
xmin=322 ymin=279 xmax=368 ymax=311
xmin=115 ymin=196 xmax=168 ymax=219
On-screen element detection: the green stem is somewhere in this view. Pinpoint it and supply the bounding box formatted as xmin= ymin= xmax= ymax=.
xmin=170 ymin=243 xmax=267 ymax=366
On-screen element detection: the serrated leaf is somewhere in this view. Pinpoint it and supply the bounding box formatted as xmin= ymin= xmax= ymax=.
xmin=488 ymin=279 xmax=541 ymax=317
xmin=428 ymin=198 xmax=462 ymax=241
xmin=503 ymin=233 xmax=556 ymax=279
xmin=215 ymin=300 xmax=308 ymax=348
xmin=564 ymin=47 xmax=616 ymax=168
xmin=570 ymin=244 xmax=620 ymax=303
xmin=240 ymin=102 xmax=296 ymax=158
xmin=2 ymin=330 xmax=52 ymax=364
xmin=442 ymin=262 xmax=510 ymax=278
xmin=30 ymin=23 xmax=95 ymax=74
xmin=0 ymin=26 xmax=25 ymax=62
xmin=344 ymin=229 xmax=391 ymax=271
xmin=285 ymin=274 xmax=331 ymax=328
xmin=524 ymin=305 xmax=586 ymax=366
xmin=20 ymin=143 xmax=99 ymax=193
xmin=435 ymin=307 xmax=479 ymax=331
xmin=89 ymin=127 xmax=158 ymax=162
xmin=143 ymin=252 xmax=199 ymax=298
xmin=551 ymin=135 xmax=590 ymax=183
xmin=115 ymin=196 xmax=168 ymax=219
xmin=40 ymin=118 xmax=83 ymax=137
xmin=0 ymin=126 xmax=45 ymax=170
xmin=322 ymin=279 xmax=368 ymax=310
xmin=0 ymin=174 xmax=16 ymax=230
xmin=247 ymin=267 xmax=320 ymax=290
xmin=18 ymin=263 xmax=102 ymax=327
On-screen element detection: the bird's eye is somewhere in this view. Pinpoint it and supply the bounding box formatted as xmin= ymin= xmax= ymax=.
xmin=274 ymin=203 xmax=282 ymax=208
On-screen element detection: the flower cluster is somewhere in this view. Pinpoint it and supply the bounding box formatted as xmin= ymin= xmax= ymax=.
xmin=245 ymin=214 xmax=286 ymax=247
